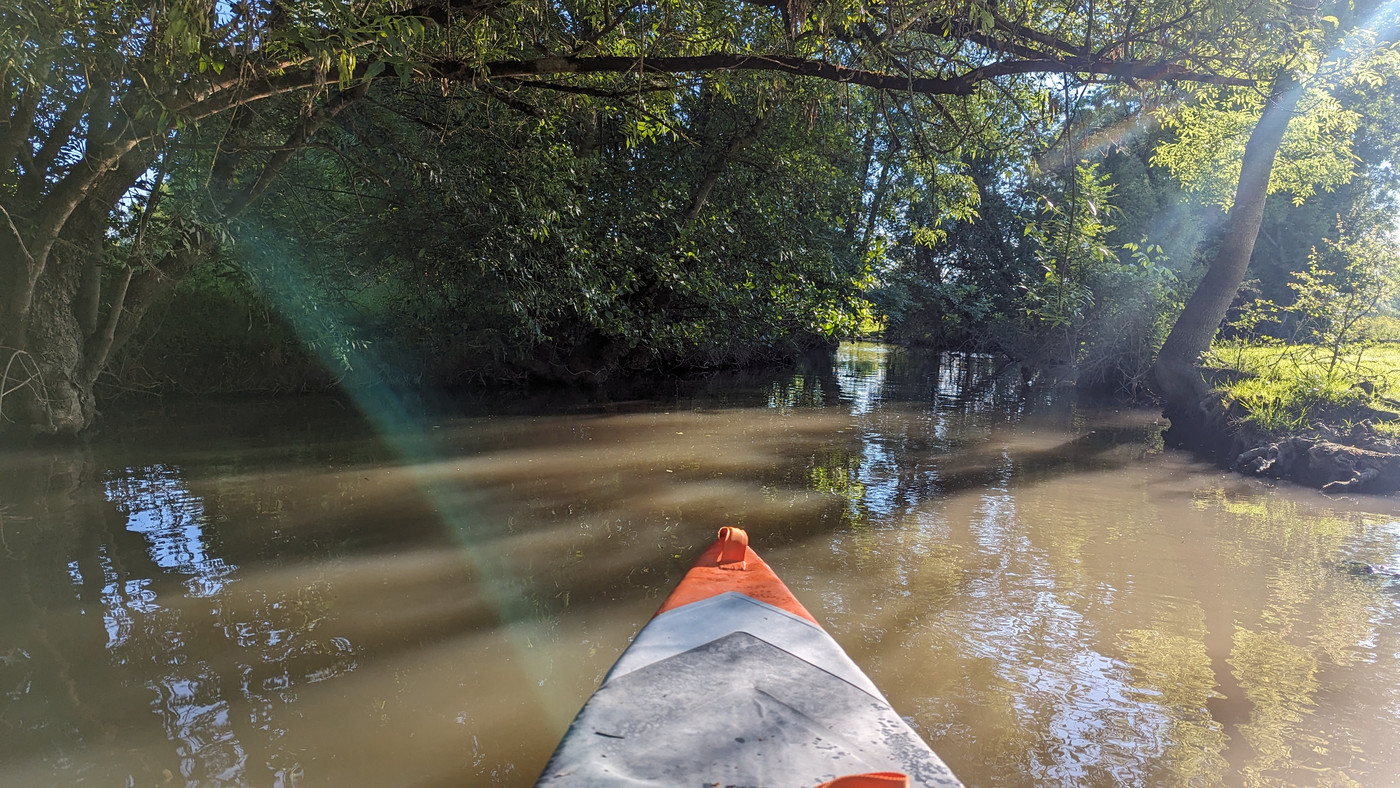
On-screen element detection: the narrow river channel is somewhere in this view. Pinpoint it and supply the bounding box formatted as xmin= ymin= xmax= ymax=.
xmin=2 ymin=342 xmax=1399 ymax=786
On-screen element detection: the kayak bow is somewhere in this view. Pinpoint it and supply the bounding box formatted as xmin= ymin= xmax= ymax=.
xmin=537 ymin=527 xmax=962 ymax=787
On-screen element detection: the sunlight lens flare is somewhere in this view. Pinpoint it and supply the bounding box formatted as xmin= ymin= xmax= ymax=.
xmin=233 ymin=222 xmax=576 ymax=729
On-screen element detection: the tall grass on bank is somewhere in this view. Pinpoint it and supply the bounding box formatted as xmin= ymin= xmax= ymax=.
xmin=1202 ymin=340 xmax=1400 ymax=434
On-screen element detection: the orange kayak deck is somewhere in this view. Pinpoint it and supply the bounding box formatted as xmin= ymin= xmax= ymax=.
xmin=654 ymin=526 xmax=819 ymax=624
xmin=536 ymin=528 xmax=962 ymax=788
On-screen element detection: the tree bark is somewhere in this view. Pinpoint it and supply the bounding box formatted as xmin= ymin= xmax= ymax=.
xmin=683 ymin=113 xmax=770 ymax=226
xmin=1150 ymin=71 xmax=1303 ymax=411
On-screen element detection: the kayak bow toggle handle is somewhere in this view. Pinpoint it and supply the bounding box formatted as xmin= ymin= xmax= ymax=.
xmin=816 ymin=772 xmax=911 ymax=788
xmin=716 ymin=526 xmax=748 ymax=571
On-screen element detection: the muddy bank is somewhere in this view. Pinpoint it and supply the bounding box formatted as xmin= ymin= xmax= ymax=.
xmin=1162 ymin=377 xmax=1400 ymax=494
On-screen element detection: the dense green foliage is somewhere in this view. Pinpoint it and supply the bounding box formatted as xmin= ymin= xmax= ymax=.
xmin=879 ymin=0 xmax=1400 ymax=396
xmin=127 ymin=75 xmax=890 ymax=389
xmin=5 ymin=0 xmax=1400 ymax=429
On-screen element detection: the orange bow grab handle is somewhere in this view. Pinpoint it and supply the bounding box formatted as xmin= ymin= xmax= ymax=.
xmin=816 ymin=772 xmax=912 ymax=788
xmin=652 ymin=527 xmax=819 ymax=625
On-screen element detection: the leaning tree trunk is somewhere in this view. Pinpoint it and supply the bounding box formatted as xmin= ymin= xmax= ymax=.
xmin=1150 ymin=72 xmax=1303 ymax=417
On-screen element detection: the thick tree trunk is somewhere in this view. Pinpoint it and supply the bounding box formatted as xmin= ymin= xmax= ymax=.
xmin=1 ymin=82 xmax=368 ymax=436
xmin=17 ymin=247 xmax=99 ymax=433
xmin=1150 ymin=72 xmax=1303 ymax=412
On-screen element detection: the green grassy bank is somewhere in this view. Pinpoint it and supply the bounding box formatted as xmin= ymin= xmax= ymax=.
xmin=1202 ymin=340 xmax=1400 ymax=437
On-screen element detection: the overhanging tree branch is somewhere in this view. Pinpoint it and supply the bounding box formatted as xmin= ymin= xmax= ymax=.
xmin=452 ymin=53 xmax=1253 ymax=95
xmin=222 ymin=81 xmax=372 ymax=217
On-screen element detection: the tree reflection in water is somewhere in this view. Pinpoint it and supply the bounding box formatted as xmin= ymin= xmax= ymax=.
xmin=803 ymin=343 xmax=1400 ymax=786
xmin=0 ymin=454 xmax=362 ymax=786
xmin=1 ymin=344 xmax=1400 ymax=786
xmin=93 ymin=463 xmax=360 ymax=786
xmin=104 ymin=466 xmax=237 ymax=597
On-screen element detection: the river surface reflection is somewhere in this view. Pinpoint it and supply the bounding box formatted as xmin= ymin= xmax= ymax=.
xmin=2 ymin=342 xmax=1400 ymax=786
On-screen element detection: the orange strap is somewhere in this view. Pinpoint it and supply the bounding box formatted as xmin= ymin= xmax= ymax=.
xmin=815 ymin=772 xmax=910 ymax=788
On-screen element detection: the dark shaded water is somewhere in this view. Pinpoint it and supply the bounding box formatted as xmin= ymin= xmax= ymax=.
xmin=3 ymin=343 xmax=1399 ymax=786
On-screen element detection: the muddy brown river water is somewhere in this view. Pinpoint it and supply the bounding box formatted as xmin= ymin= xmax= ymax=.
xmin=2 ymin=343 xmax=1399 ymax=786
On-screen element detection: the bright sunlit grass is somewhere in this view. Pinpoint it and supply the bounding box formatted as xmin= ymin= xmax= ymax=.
xmin=1202 ymin=340 xmax=1400 ymax=434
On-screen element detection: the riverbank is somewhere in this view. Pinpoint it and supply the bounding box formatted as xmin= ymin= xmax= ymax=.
xmin=1171 ymin=340 xmax=1400 ymax=493
xmin=99 ymin=276 xmax=843 ymax=406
